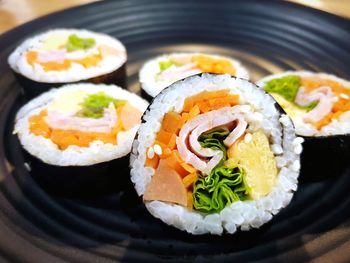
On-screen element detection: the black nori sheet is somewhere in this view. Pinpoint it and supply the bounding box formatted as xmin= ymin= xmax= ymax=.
xmin=300 ymin=134 xmax=350 ymax=182
xmin=140 ymin=88 xmax=154 ymax=102
xmin=21 ymin=148 xmax=131 ymax=198
xmin=14 ymin=63 xmax=127 ymax=100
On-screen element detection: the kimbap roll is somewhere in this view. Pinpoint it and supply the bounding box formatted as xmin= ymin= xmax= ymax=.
xmin=8 ymin=29 xmax=127 ymax=99
xmin=14 ymin=83 xmax=148 ymax=196
xmin=130 ymin=73 xmax=301 ymax=235
xmin=258 ymin=71 xmax=350 ymax=179
xmin=139 ymin=53 xmax=249 ymax=98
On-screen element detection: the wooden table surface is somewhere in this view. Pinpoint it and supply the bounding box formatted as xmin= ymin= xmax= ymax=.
xmin=0 ymin=0 xmax=349 ymax=34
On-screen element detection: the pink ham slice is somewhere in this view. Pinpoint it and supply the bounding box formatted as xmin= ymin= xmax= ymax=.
xmin=158 ymin=63 xmax=201 ymax=82
xmin=120 ymin=103 xmax=143 ymax=130
xmin=223 ymin=119 xmax=248 ymax=146
xmin=38 ymin=50 xmax=66 ymax=63
xmin=177 ymin=106 xmax=247 ymax=176
xmin=295 ymin=86 xmax=336 ymax=123
xmin=45 ymin=103 xmax=117 ymax=133
xmin=143 ymin=159 xmax=187 ymax=206
xmin=99 ymin=44 xmax=123 ymax=58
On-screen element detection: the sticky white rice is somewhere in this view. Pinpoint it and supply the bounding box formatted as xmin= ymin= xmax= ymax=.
xmin=139 ymin=53 xmax=249 ymax=97
xmin=130 ymin=74 xmax=302 ymax=235
xmin=8 ymin=29 xmax=127 ymax=83
xmin=257 ymin=71 xmax=350 ymax=137
xmin=14 ymin=83 xmax=148 ymax=166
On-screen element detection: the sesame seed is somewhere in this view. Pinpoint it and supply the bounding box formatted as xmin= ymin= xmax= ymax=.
xmin=292 ymin=160 xmax=300 ymax=172
xmin=147 ymin=147 xmax=155 ymax=159
xmin=330 ymin=96 xmax=338 ymax=103
xmin=293 ymin=137 xmax=304 ymax=145
xmin=153 ymin=144 xmax=162 ymax=155
xmin=340 ymin=93 xmax=349 ymax=100
xmin=294 ymin=144 xmax=303 ymax=154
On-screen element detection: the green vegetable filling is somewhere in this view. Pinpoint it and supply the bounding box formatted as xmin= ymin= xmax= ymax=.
xmin=263 ymin=75 xmax=319 ymax=112
xmin=198 ymin=126 xmax=230 ymax=161
xmin=296 ymin=100 xmax=319 ymax=111
xmin=263 ymin=75 xmax=300 ymax=101
xmin=65 ymin=34 xmax=96 ymax=52
xmin=77 ymin=92 xmax=126 ymax=119
xmin=198 ymin=126 xmax=230 ymax=162
xmin=193 ymin=166 xmax=248 ymax=213
xmin=192 ymin=126 xmax=248 ymax=213
xmin=158 ymin=60 xmax=175 ymax=71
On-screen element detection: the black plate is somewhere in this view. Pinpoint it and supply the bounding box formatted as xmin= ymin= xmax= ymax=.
xmin=1 ymin=0 xmax=350 ymax=262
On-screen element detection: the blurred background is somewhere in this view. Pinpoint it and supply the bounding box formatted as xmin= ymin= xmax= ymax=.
xmin=0 ymin=0 xmax=349 ymax=34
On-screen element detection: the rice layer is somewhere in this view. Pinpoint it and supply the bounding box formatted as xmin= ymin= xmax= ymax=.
xmin=139 ymin=53 xmax=249 ymax=97
xmin=257 ymin=71 xmax=350 ymax=137
xmin=15 ymin=83 xmax=148 ymax=166
xmin=8 ymin=29 xmax=127 ymax=83
xmin=130 ymin=73 xmax=301 ymax=235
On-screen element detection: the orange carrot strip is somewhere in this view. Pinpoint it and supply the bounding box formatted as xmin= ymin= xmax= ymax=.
xmin=226 ymin=94 xmax=240 ymax=105
xmin=188 ymin=104 xmax=200 ymax=120
xmin=26 ymin=51 xmax=38 ymax=65
xmin=161 ymin=112 xmax=183 ymax=134
xmin=208 ymin=97 xmax=231 ymax=110
xmin=182 ymin=172 xmax=198 ymax=188
xmin=29 ymin=109 xmax=123 ymax=150
xmin=73 ymin=54 xmax=101 ymax=68
xmin=156 ymin=129 xmax=174 ymax=146
xmin=165 ymin=151 xmax=189 ymax=177
xmin=181 ymin=162 xmax=196 ymax=174
xmin=196 ymin=100 xmax=211 ymax=113
xmin=192 ymin=55 xmax=236 ymax=75
xmin=145 ymin=154 xmax=160 ymax=169
xmin=167 ymin=134 xmax=177 ymax=150
xmin=187 ymin=191 xmax=193 ymax=209
xmin=154 ymin=141 xmax=172 ymax=159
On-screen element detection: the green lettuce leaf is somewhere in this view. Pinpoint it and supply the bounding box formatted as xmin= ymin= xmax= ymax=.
xmin=263 ymin=75 xmax=300 ymax=102
xmin=198 ymin=126 xmax=230 ymax=162
xmin=65 ymin=34 xmax=96 ymax=52
xmin=193 ymin=166 xmax=248 ymax=213
xmin=77 ymin=92 xmax=126 ymax=119
xmin=263 ymin=75 xmax=319 ymax=112
xmin=158 ymin=60 xmax=175 ymax=71
xmin=295 ymin=100 xmax=319 ymax=112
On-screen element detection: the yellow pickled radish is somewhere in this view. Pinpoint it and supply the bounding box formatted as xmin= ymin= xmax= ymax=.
xmin=42 ymin=33 xmax=68 ymax=51
xmin=225 ymin=130 xmax=277 ymax=199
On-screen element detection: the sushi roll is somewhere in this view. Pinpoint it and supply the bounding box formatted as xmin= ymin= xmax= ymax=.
xmin=8 ymin=29 xmax=127 ymax=99
xmin=258 ymin=71 xmax=350 ymax=179
xmin=14 ymin=83 xmax=148 ymax=196
xmin=130 ymin=73 xmax=301 ymax=235
xmin=139 ymin=53 xmax=249 ymax=98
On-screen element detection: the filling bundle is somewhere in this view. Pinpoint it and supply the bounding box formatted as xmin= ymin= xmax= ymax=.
xmin=14 ymin=83 xmax=148 ymax=166
xmin=8 ymin=29 xmax=127 ymax=98
xmin=258 ymin=71 xmax=350 ymax=178
xmin=258 ymin=71 xmax=350 ymax=137
xmin=139 ymin=53 xmax=249 ymax=97
xmin=131 ymin=74 xmax=302 ymax=235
